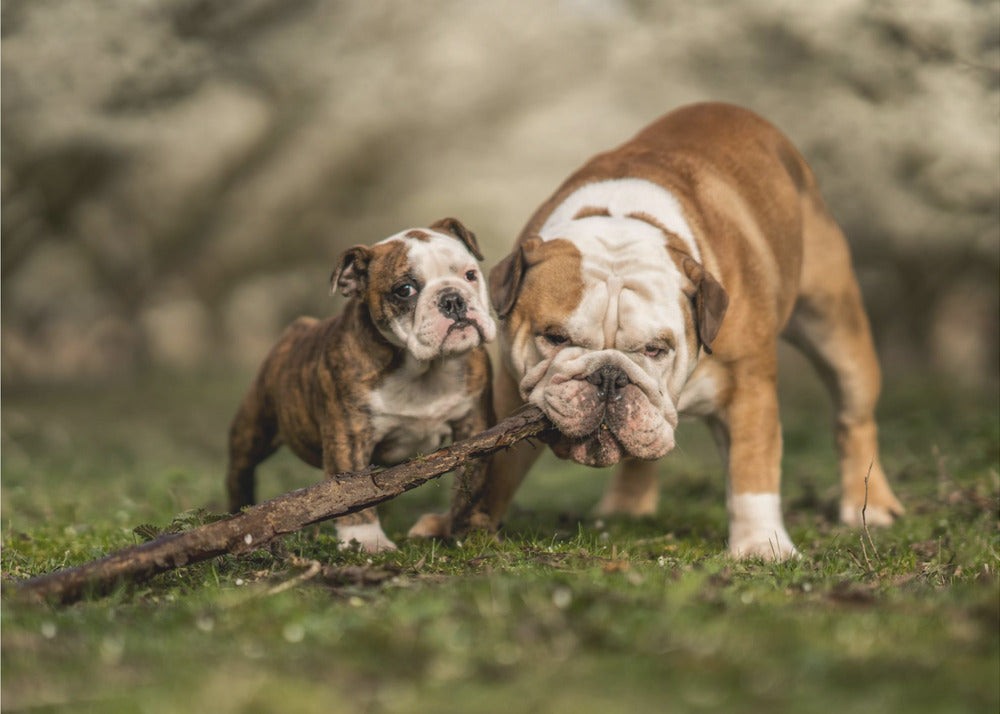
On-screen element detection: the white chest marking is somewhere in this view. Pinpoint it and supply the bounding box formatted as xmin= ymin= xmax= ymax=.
xmin=677 ymin=365 xmax=721 ymax=417
xmin=367 ymin=359 xmax=475 ymax=465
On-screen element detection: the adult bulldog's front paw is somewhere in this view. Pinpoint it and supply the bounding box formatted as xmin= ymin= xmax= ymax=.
xmin=407 ymin=512 xmax=451 ymax=539
xmin=727 ymin=529 xmax=800 ymax=561
xmin=408 ymin=510 xmax=497 ymax=542
xmin=727 ymin=492 xmax=800 ymax=561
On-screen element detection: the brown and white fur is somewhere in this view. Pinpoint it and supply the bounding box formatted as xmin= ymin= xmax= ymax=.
xmin=226 ymin=218 xmax=496 ymax=553
xmin=412 ymin=103 xmax=903 ymax=559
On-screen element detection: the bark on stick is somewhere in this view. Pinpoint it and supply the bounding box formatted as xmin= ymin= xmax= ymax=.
xmin=11 ymin=406 xmax=551 ymax=605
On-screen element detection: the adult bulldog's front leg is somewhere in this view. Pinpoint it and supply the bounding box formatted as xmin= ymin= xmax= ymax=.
xmin=721 ymin=358 xmax=798 ymax=560
xmin=407 ymin=393 xmax=495 ymax=540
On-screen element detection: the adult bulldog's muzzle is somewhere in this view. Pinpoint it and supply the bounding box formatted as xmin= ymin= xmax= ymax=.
xmin=524 ymin=351 xmax=677 ymax=467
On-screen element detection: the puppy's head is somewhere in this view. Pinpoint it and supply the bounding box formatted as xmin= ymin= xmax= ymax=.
xmin=332 ymin=218 xmax=496 ymax=360
xmin=490 ymin=221 xmax=727 ymax=467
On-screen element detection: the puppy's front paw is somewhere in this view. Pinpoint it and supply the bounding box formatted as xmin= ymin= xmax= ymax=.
xmin=336 ymin=522 xmax=398 ymax=554
xmin=407 ymin=512 xmax=451 ymax=540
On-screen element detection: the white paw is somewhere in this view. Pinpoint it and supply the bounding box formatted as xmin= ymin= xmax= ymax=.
xmin=840 ymin=502 xmax=896 ymax=528
xmin=728 ymin=528 xmax=800 ymax=560
xmin=728 ymin=492 xmax=800 ymax=561
xmin=336 ymin=522 xmax=398 ymax=554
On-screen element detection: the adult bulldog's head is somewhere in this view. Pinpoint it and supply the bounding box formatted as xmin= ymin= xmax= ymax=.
xmin=332 ymin=218 xmax=496 ymax=360
xmin=489 ymin=217 xmax=727 ymax=467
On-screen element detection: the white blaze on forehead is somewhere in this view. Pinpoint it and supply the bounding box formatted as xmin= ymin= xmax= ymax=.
xmin=540 ymin=179 xmax=700 ymax=261
xmin=538 ymin=180 xmax=698 ymax=358
xmin=377 ymin=229 xmax=478 ymax=283
xmin=373 ymin=228 xmax=494 ymax=358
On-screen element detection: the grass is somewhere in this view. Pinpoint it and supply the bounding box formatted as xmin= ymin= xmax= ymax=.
xmin=2 ymin=357 xmax=998 ymax=714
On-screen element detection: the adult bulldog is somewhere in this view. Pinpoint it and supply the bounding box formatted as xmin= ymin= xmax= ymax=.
xmin=413 ymin=102 xmax=903 ymax=559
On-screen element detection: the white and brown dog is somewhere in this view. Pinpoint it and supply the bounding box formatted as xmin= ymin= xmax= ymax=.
xmin=227 ymin=218 xmax=496 ymax=554
xmin=412 ymin=103 xmax=903 ymax=559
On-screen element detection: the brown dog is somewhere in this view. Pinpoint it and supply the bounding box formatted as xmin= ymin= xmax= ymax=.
xmin=226 ymin=218 xmax=496 ymax=553
xmin=413 ymin=103 xmax=903 ymax=559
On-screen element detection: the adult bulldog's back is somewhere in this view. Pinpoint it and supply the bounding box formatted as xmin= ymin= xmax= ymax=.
xmin=458 ymin=102 xmax=902 ymax=559
xmin=520 ymin=102 xmax=815 ymax=346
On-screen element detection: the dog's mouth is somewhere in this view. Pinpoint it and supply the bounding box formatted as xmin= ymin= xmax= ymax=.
xmin=445 ymin=319 xmax=484 ymax=340
xmin=437 ymin=319 xmax=487 ymax=354
xmin=546 ymin=423 xmax=625 ymax=467
xmin=536 ymin=379 xmax=677 ymax=467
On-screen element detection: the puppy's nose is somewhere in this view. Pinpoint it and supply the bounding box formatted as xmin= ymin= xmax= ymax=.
xmin=437 ymin=290 xmax=468 ymax=321
xmin=586 ymin=365 xmax=630 ymax=401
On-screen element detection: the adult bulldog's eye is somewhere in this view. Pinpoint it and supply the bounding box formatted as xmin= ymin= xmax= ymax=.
xmin=464 ymin=270 xmax=478 ymax=282
xmin=543 ymin=333 xmax=569 ymax=346
xmin=644 ymin=346 xmax=667 ymax=359
xmin=393 ymin=283 xmax=417 ymax=299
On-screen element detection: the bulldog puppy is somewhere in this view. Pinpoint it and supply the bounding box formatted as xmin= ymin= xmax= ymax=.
xmin=226 ymin=218 xmax=496 ymax=554
xmin=419 ymin=102 xmax=903 ymax=559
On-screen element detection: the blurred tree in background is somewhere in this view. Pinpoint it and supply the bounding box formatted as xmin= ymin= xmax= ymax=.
xmin=2 ymin=0 xmax=997 ymax=384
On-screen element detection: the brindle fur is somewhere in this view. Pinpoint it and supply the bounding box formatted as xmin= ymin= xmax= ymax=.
xmin=226 ymin=231 xmax=492 ymax=542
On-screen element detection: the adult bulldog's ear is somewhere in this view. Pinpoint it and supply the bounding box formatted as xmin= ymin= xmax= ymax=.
xmin=331 ymin=245 xmax=373 ymax=298
xmin=682 ymin=257 xmax=729 ymax=354
xmin=489 ymin=236 xmax=543 ymax=319
xmin=430 ymin=217 xmax=484 ymax=261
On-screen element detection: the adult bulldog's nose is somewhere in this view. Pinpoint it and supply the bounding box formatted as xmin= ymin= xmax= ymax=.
xmin=586 ymin=364 xmax=630 ymax=401
xmin=438 ymin=290 xmax=468 ymax=321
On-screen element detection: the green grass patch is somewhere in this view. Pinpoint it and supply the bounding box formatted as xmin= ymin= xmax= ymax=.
xmin=2 ymin=367 xmax=998 ymax=713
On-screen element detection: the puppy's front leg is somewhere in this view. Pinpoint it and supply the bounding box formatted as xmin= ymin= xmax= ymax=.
xmin=323 ymin=419 xmax=398 ymax=554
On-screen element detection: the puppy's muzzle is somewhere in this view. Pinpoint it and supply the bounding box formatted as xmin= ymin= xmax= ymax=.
xmin=586 ymin=364 xmax=630 ymax=402
xmin=437 ymin=290 xmax=468 ymax=322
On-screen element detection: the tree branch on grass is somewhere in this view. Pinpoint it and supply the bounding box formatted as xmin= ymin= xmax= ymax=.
xmin=10 ymin=406 xmax=552 ymax=606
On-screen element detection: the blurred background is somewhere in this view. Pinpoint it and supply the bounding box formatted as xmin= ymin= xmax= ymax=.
xmin=2 ymin=0 xmax=998 ymax=388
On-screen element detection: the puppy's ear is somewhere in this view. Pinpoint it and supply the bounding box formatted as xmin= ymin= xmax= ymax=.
xmin=331 ymin=245 xmax=373 ymax=298
xmin=430 ymin=217 xmax=484 ymax=261
xmin=681 ymin=257 xmax=728 ymax=354
xmin=489 ymin=236 xmax=543 ymax=319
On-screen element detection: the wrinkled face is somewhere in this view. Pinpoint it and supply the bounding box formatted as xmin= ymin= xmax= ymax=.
xmin=334 ymin=222 xmax=496 ymax=361
xmin=492 ymin=215 xmax=725 ymax=467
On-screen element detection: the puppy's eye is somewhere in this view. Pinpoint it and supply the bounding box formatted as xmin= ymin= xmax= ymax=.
xmin=465 ymin=270 xmax=478 ymax=282
xmin=543 ymin=333 xmax=569 ymax=347
xmin=644 ymin=346 xmax=667 ymax=359
xmin=393 ymin=283 xmax=417 ymax=299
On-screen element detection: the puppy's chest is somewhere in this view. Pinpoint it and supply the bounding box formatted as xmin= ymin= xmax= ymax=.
xmin=367 ymin=363 xmax=476 ymax=465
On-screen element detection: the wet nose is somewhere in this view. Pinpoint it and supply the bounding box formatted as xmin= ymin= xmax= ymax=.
xmin=437 ymin=290 xmax=468 ymax=321
xmin=586 ymin=364 xmax=630 ymax=401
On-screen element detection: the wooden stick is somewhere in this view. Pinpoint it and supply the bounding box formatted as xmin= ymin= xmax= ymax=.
xmin=11 ymin=406 xmax=551 ymax=605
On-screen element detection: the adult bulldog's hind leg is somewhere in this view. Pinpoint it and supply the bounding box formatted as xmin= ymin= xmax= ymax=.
xmin=784 ymin=204 xmax=903 ymax=527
